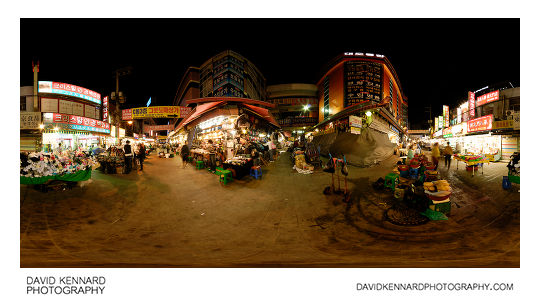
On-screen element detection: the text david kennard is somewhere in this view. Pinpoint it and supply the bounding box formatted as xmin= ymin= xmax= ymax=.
xmin=27 ymin=276 xmax=106 ymax=295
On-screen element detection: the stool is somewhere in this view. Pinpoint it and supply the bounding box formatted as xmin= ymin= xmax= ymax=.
xmin=220 ymin=170 xmax=233 ymax=185
xmin=502 ymin=176 xmax=511 ymax=190
xmin=250 ymin=165 xmax=262 ymax=179
xmin=196 ymin=160 xmax=204 ymax=170
xmin=384 ymin=173 xmax=399 ymax=190
xmin=409 ymin=167 xmax=419 ymax=179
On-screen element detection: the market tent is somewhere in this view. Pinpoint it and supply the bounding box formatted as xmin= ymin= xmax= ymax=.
xmin=240 ymin=104 xmax=280 ymax=127
xmin=180 ymin=101 xmax=225 ymax=127
xmin=328 ymin=128 xmax=396 ymax=166
xmin=312 ymin=128 xmax=396 ymax=166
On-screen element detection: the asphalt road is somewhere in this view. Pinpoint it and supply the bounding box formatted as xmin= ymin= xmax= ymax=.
xmin=20 ymin=151 xmax=519 ymax=267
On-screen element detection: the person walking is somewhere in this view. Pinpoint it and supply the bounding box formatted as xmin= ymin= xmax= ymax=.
xmin=181 ymin=143 xmax=190 ymax=168
xmin=123 ymin=140 xmax=133 ymax=174
xmin=443 ymin=142 xmax=453 ymax=168
xmin=137 ymin=143 xmax=146 ymax=171
xmin=431 ymin=142 xmax=441 ymax=170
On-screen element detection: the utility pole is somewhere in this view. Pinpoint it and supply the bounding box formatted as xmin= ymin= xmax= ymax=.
xmin=110 ymin=67 xmax=133 ymax=142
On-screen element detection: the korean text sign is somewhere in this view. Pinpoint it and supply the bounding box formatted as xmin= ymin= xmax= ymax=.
xmin=47 ymin=113 xmax=111 ymax=133
xmin=475 ymin=90 xmax=499 ymax=106
xmin=467 ymin=114 xmax=493 ymax=133
xmin=38 ymin=81 xmax=101 ymax=105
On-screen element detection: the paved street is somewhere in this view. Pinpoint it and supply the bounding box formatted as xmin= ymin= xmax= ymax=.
xmin=20 ymin=151 xmax=519 ymax=268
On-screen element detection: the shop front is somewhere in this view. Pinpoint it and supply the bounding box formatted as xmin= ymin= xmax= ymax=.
xmin=41 ymin=112 xmax=111 ymax=152
xmin=180 ymin=101 xmax=280 ymax=179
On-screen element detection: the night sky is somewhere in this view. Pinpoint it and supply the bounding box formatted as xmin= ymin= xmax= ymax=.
xmin=20 ymin=18 xmax=519 ymax=129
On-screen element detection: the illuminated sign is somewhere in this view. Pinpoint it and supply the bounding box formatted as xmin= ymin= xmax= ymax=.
xmin=144 ymin=124 xmax=174 ymax=132
xmin=38 ymin=81 xmax=101 ymax=104
xmin=468 ymin=91 xmax=475 ymax=118
xmin=123 ymin=106 xmax=191 ymax=120
xmin=434 ymin=117 xmax=439 ymax=131
xmin=146 ymin=97 xmax=152 ymax=107
xmin=438 ymin=115 xmax=443 ymax=130
xmin=457 ymin=107 xmax=462 ymax=123
xmin=467 ymin=115 xmax=493 ymax=133
xmin=475 ymin=90 xmax=499 ymax=106
xmin=443 ymin=105 xmax=449 ymax=128
xmin=44 ymin=113 xmax=110 ymax=133
xmin=443 ymin=127 xmax=452 ymax=138
xmin=492 ymin=120 xmax=513 ymax=130
xmin=102 ymin=96 xmax=109 ymax=122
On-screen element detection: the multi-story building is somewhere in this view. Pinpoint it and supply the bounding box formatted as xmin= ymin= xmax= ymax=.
xmin=312 ymin=52 xmax=408 ymax=143
xmin=172 ymin=50 xmax=268 ymax=130
xmin=20 ymin=69 xmax=111 ymax=152
xmin=267 ymin=83 xmax=318 ymax=134
xmin=432 ymin=82 xmax=519 ymax=161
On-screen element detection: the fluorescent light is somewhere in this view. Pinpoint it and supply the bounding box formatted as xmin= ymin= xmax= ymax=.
xmin=365 ymin=111 xmax=372 ymax=117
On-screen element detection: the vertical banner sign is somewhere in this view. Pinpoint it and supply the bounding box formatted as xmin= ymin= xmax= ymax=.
xmin=102 ymin=96 xmax=109 ymax=122
xmin=443 ymin=105 xmax=449 ymax=128
xmin=457 ymin=107 xmax=462 ymax=124
xmin=468 ymin=91 xmax=475 ymax=118
xmin=434 ymin=117 xmax=439 ymax=131
xmin=438 ymin=116 xmax=443 ymax=130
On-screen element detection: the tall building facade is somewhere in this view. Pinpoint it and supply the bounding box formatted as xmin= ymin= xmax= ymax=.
xmin=199 ymin=50 xmax=266 ymax=101
xmin=314 ymin=52 xmax=408 ymax=135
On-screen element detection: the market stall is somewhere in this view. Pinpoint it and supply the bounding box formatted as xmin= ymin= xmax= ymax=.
xmin=453 ymin=154 xmax=490 ymax=176
xmin=222 ymin=155 xmax=254 ymax=179
xmin=20 ymin=150 xmax=98 ymax=189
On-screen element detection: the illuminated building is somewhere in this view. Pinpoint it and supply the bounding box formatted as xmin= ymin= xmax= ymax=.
xmin=267 ymin=84 xmax=318 ymax=134
xmin=20 ymin=73 xmax=111 ymax=152
xmin=314 ymin=52 xmax=408 ymax=139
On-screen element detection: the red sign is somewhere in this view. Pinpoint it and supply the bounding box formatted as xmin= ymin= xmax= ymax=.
xmin=143 ymin=124 xmax=174 ymax=132
xmin=476 ymin=90 xmax=499 ymax=106
xmin=468 ymin=91 xmax=475 ymax=118
xmin=49 ymin=113 xmax=111 ymax=132
xmin=443 ymin=105 xmax=449 ymax=128
xmin=467 ymin=114 xmax=493 ymax=133
xmin=102 ymin=96 xmax=109 ymax=122
xmin=122 ymin=109 xmax=132 ymax=120
xmin=180 ymin=106 xmax=192 ymax=118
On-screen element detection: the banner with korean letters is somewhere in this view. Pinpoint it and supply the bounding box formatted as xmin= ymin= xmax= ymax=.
xmin=20 ymin=112 xmax=42 ymax=129
xmin=44 ymin=113 xmax=110 ymax=134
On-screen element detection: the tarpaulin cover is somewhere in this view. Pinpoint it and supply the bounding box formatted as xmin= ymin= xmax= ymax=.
xmin=180 ymin=101 xmax=225 ymax=127
xmin=241 ymin=104 xmax=280 ymax=127
xmin=20 ymin=168 xmax=92 ymax=185
xmin=313 ymin=128 xmax=396 ymax=167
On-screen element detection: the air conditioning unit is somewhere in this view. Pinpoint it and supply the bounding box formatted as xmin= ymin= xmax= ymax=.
xmin=505 ymin=110 xmax=514 ymax=120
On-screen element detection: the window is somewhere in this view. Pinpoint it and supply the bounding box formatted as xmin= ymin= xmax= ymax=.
xmin=323 ymin=77 xmax=330 ymax=120
xmin=20 ymin=96 xmax=26 ymax=111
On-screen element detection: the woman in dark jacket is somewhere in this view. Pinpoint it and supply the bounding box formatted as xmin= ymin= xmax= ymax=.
xmin=181 ymin=144 xmax=190 ymax=168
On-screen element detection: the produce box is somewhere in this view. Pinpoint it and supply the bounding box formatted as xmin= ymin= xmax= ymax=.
xmin=429 ymin=199 xmax=451 ymax=215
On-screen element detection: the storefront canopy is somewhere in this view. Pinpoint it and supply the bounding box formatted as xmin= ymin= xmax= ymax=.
xmin=241 ymin=104 xmax=280 ymax=128
xmin=179 ymin=101 xmax=225 ymax=128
